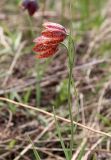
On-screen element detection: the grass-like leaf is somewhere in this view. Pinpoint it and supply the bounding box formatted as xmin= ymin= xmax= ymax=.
xmin=27 ymin=135 xmax=41 ymax=160
xmin=53 ymin=107 xmax=70 ymax=160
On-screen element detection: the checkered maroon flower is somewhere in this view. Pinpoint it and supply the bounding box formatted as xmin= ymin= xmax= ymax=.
xmin=20 ymin=0 xmax=39 ymax=16
xmin=33 ymin=22 xmax=67 ymax=58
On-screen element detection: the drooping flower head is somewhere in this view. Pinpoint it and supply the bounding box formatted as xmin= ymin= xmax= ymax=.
xmin=33 ymin=22 xmax=67 ymax=58
xmin=20 ymin=0 xmax=39 ymax=16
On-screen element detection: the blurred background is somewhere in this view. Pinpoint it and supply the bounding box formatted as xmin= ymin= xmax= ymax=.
xmin=0 ymin=0 xmax=111 ymax=159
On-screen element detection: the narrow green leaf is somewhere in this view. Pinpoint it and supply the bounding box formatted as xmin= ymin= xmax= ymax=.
xmin=53 ymin=107 xmax=70 ymax=160
xmin=28 ymin=136 xmax=41 ymax=160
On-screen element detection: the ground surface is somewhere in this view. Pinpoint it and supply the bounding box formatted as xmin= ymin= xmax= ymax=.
xmin=0 ymin=0 xmax=111 ymax=159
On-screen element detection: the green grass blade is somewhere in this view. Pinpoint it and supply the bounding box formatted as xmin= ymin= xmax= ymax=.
xmin=53 ymin=107 xmax=70 ymax=160
xmin=77 ymin=140 xmax=87 ymax=160
xmin=28 ymin=136 xmax=41 ymax=160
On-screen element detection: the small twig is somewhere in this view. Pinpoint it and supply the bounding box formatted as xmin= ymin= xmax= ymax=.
xmin=0 ymin=97 xmax=111 ymax=138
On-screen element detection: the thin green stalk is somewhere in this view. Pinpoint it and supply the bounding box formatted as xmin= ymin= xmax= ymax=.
xmin=27 ymin=135 xmax=41 ymax=160
xmin=67 ymin=35 xmax=81 ymax=159
xmin=36 ymin=57 xmax=53 ymax=105
xmin=39 ymin=0 xmax=47 ymax=29
xmin=67 ymin=35 xmax=74 ymax=159
xmin=62 ymin=27 xmax=79 ymax=160
xmin=67 ymin=0 xmax=79 ymax=158
xmin=69 ymin=36 xmax=80 ymax=117
xmin=77 ymin=140 xmax=87 ymax=160
xmin=34 ymin=0 xmax=47 ymax=106
xmin=53 ymin=107 xmax=70 ymax=160
xmin=27 ymin=14 xmax=35 ymax=38
xmin=42 ymin=0 xmax=47 ymax=16
xmin=68 ymin=1 xmax=74 ymax=158
xmin=61 ymin=0 xmax=65 ymax=22
xmin=35 ymin=59 xmax=41 ymax=106
xmin=27 ymin=14 xmax=41 ymax=106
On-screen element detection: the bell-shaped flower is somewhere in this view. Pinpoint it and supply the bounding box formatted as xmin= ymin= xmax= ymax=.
xmin=33 ymin=22 xmax=67 ymax=58
xmin=20 ymin=0 xmax=39 ymax=16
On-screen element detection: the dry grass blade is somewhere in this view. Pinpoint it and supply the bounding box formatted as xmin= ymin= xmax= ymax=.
xmin=14 ymin=120 xmax=54 ymax=160
xmin=71 ymin=138 xmax=87 ymax=160
xmin=2 ymin=41 xmax=26 ymax=86
xmin=82 ymin=137 xmax=104 ymax=160
xmin=0 ymin=97 xmax=111 ymax=138
xmin=0 ymin=27 xmax=10 ymax=48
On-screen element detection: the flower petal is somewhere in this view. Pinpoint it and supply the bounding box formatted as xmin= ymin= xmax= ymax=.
xmin=20 ymin=0 xmax=39 ymax=16
xmin=43 ymin=22 xmax=66 ymax=33
xmin=41 ymin=28 xmax=66 ymax=39
xmin=33 ymin=22 xmax=67 ymax=58
xmin=36 ymin=46 xmax=58 ymax=58
xmin=33 ymin=43 xmax=58 ymax=52
xmin=33 ymin=36 xmax=65 ymax=45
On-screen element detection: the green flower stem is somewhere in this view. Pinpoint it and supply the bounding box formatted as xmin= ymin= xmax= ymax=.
xmin=61 ymin=0 xmax=66 ymax=22
xmin=27 ymin=14 xmax=41 ymax=106
xmin=36 ymin=59 xmax=41 ymax=106
xmin=61 ymin=36 xmax=78 ymax=158
xmin=68 ymin=32 xmax=76 ymax=159
xmin=27 ymin=14 xmax=35 ymax=38
xmin=53 ymin=107 xmax=69 ymax=160
xmin=67 ymin=58 xmax=74 ymax=159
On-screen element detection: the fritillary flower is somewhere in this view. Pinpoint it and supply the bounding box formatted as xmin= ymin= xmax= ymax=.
xmin=20 ymin=0 xmax=39 ymax=16
xmin=33 ymin=22 xmax=67 ymax=58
